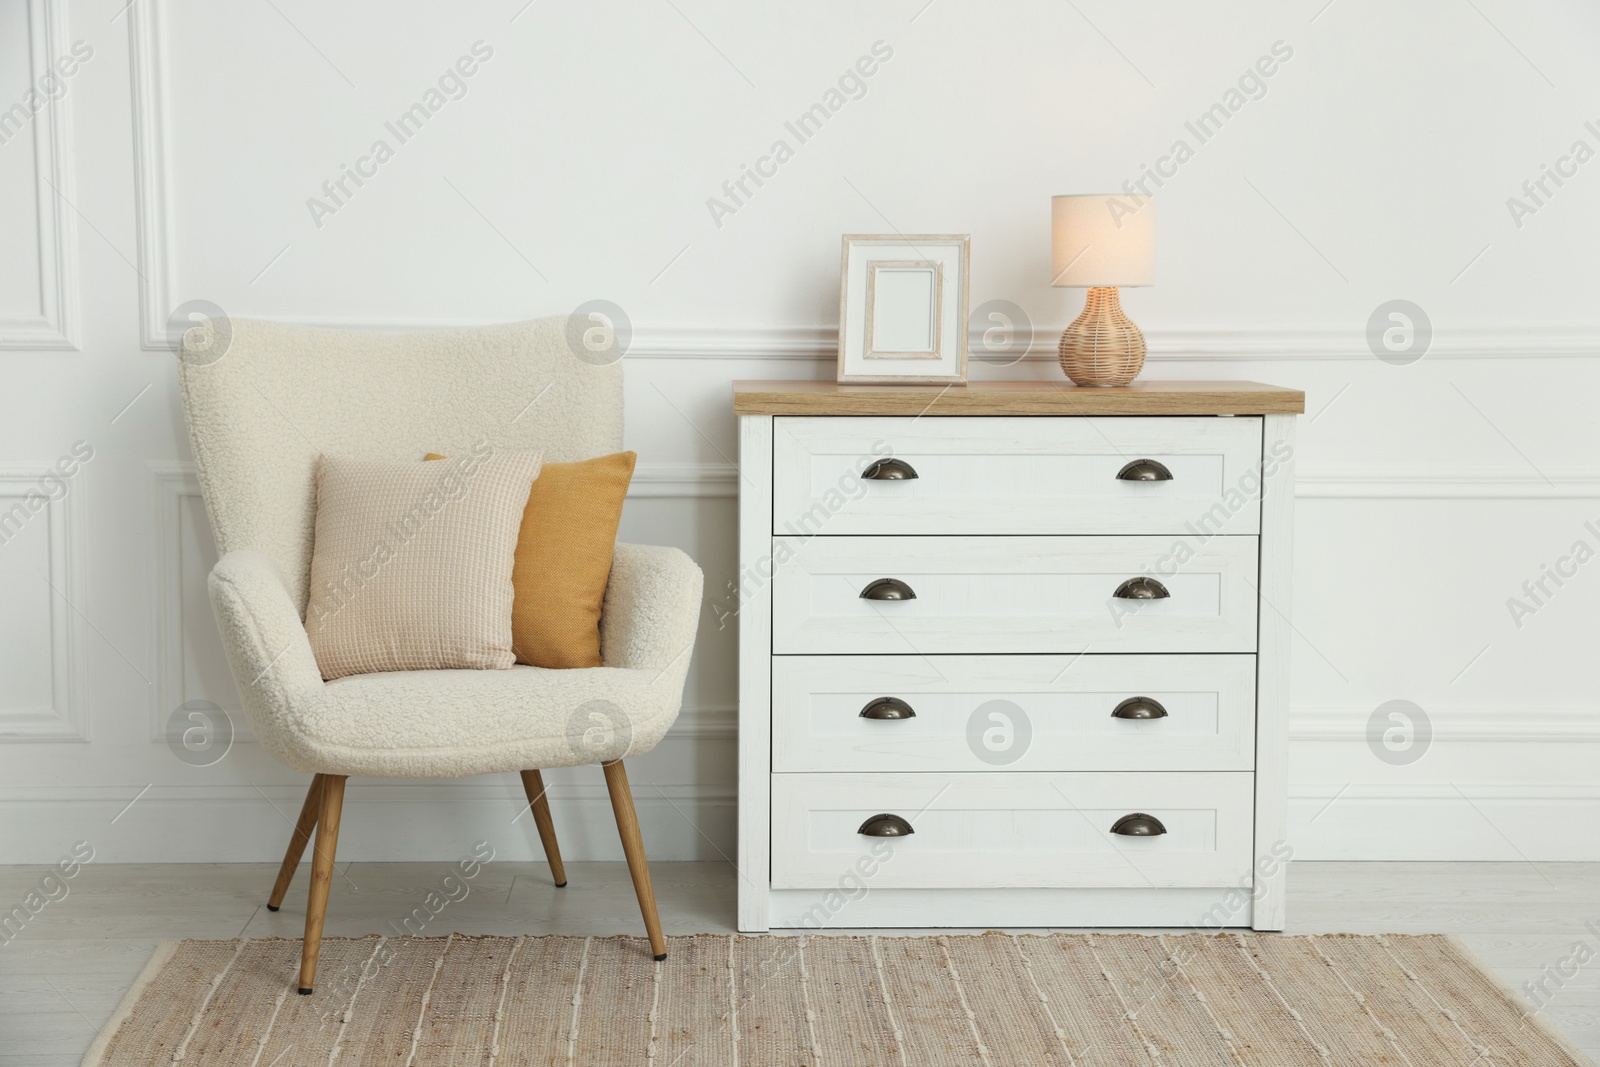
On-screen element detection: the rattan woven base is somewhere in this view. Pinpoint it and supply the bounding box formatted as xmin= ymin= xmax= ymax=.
xmin=1059 ymin=285 xmax=1147 ymax=386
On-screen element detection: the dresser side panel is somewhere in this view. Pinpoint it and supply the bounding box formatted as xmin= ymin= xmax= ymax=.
xmin=737 ymin=414 xmax=775 ymax=931
xmin=1253 ymin=413 xmax=1297 ymax=930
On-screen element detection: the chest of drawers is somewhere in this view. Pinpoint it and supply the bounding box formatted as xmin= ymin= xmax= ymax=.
xmin=734 ymin=380 xmax=1304 ymax=932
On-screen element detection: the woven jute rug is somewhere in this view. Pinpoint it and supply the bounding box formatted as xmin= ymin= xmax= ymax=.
xmin=83 ymin=933 xmax=1590 ymax=1066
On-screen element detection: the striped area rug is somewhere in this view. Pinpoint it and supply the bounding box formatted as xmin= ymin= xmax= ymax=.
xmin=84 ymin=933 xmax=1590 ymax=1066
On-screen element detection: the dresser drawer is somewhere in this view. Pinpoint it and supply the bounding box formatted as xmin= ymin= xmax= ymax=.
xmin=772 ymin=654 xmax=1256 ymax=772
xmin=771 ymin=535 xmax=1259 ymax=654
xmin=770 ymin=772 xmax=1255 ymax=889
xmin=773 ymin=415 xmax=1263 ymax=537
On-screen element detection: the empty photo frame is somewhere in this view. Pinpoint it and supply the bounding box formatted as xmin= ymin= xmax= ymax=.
xmin=838 ymin=235 xmax=969 ymax=383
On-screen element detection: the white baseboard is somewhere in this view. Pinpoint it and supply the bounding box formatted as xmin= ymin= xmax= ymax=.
xmin=0 ymin=782 xmax=736 ymax=865
xmin=1290 ymin=783 xmax=1600 ymax=861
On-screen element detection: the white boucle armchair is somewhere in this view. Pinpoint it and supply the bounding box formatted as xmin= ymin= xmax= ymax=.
xmin=179 ymin=317 xmax=703 ymax=993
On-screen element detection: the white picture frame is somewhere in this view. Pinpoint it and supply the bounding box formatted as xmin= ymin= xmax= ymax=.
xmin=837 ymin=234 xmax=969 ymax=383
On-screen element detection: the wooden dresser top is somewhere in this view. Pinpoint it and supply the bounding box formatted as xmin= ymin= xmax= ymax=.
xmin=733 ymin=380 xmax=1305 ymax=416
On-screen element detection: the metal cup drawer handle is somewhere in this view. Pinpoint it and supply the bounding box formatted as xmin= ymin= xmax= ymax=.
xmin=1111 ymin=696 xmax=1168 ymax=720
xmin=863 ymin=458 xmax=918 ymax=480
xmin=1116 ymin=458 xmax=1173 ymax=481
xmin=860 ymin=697 xmax=916 ymax=720
xmin=1110 ymin=813 xmax=1167 ymax=836
xmin=858 ymin=813 xmax=915 ymax=837
xmin=1113 ymin=576 xmax=1169 ymax=600
xmin=860 ymin=578 xmax=917 ymax=601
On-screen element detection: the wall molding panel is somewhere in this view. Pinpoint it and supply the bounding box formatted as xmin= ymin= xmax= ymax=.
xmin=1296 ymin=472 xmax=1600 ymax=499
xmin=0 ymin=0 xmax=80 ymax=350
xmin=609 ymin=324 xmax=1600 ymax=363
xmin=127 ymin=0 xmax=175 ymax=352
xmin=0 ymin=465 xmax=87 ymax=741
xmin=148 ymin=460 xmax=197 ymax=735
xmin=630 ymin=463 xmax=739 ymax=498
xmin=1290 ymin=707 xmax=1600 ymax=743
xmin=147 ymin=462 xmax=240 ymax=743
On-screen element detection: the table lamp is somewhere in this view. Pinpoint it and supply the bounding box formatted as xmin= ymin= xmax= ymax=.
xmin=1051 ymin=194 xmax=1155 ymax=386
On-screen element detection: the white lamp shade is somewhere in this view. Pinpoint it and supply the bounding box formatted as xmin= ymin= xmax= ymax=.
xmin=1051 ymin=195 xmax=1155 ymax=287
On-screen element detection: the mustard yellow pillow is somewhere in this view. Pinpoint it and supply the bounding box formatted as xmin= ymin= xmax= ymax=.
xmin=427 ymin=451 xmax=636 ymax=668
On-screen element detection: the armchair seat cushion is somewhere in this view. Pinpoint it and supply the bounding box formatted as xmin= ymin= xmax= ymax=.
xmin=292 ymin=664 xmax=683 ymax=778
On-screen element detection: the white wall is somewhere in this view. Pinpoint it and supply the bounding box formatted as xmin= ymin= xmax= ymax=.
xmin=2 ymin=0 xmax=1598 ymax=865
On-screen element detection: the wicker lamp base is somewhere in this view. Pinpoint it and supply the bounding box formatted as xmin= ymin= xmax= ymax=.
xmin=1058 ymin=286 xmax=1146 ymax=387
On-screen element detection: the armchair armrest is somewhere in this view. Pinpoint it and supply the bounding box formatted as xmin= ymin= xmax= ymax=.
xmin=600 ymin=542 xmax=704 ymax=674
xmin=208 ymin=550 xmax=324 ymax=738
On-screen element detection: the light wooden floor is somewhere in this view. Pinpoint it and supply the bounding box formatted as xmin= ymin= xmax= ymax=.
xmin=3 ymin=860 xmax=1596 ymax=1065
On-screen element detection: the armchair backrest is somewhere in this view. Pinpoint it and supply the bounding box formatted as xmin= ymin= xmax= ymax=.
xmin=178 ymin=317 xmax=622 ymax=614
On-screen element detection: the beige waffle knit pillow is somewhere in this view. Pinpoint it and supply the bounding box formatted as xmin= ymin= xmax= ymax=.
xmin=304 ymin=447 xmax=542 ymax=680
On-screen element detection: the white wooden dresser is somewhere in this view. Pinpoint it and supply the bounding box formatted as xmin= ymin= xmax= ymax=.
xmin=734 ymin=380 xmax=1304 ymax=932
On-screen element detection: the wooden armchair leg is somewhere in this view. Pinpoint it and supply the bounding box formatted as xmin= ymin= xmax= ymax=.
xmin=602 ymin=760 xmax=666 ymax=961
xmin=267 ymin=775 xmax=323 ymax=911
xmin=518 ymin=769 xmax=567 ymax=887
xmin=299 ymin=774 xmax=347 ymax=994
